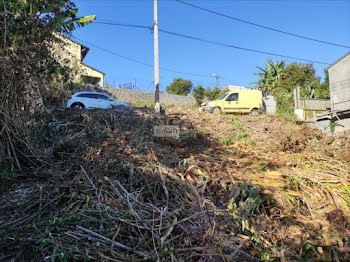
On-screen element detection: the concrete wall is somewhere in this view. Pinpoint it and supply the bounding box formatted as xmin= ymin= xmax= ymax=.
xmin=263 ymin=96 xmax=276 ymax=115
xmin=328 ymin=53 xmax=350 ymax=111
xmin=312 ymin=118 xmax=350 ymax=136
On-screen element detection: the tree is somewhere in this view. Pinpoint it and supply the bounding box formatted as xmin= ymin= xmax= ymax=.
xmin=282 ymin=63 xmax=329 ymax=99
xmin=197 ymin=86 xmax=224 ymax=102
xmin=166 ymin=78 xmax=193 ymax=95
xmin=253 ymin=59 xmax=330 ymax=119
xmin=253 ymin=58 xmax=286 ymax=95
xmin=314 ymin=69 xmax=330 ymax=99
xmin=209 ymin=86 xmax=222 ymax=100
xmin=0 ymin=0 xmax=95 ymax=169
xmin=193 ymin=85 xmax=205 ymax=105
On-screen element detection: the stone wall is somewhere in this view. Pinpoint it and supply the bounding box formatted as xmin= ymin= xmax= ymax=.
xmin=106 ymin=87 xmax=196 ymax=106
xmin=82 ymin=85 xmax=196 ymax=106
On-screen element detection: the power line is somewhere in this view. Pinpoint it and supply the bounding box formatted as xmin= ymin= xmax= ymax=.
xmin=74 ymin=37 xmax=154 ymax=67
xmin=94 ymin=19 xmax=331 ymax=65
xmin=175 ymin=0 xmax=350 ymax=49
xmin=72 ymin=36 xmax=213 ymax=78
xmin=158 ymin=29 xmax=331 ymax=65
xmin=94 ymin=20 xmax=151 ymax=29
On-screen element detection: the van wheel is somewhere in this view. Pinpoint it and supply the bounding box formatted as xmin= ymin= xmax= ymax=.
xmin=71 ymin=103 xmax=85 ymax=109
xmin=250 ymin=109 xmax=259 ymax=116
xmin=213 ymin=107 xmax=221 ymax=114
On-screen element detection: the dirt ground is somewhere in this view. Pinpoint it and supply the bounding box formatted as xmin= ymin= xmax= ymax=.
xmin=0 ymin=106 xmax=349 ymax=261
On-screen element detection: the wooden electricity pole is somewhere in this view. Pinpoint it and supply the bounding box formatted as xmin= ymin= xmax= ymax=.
xmin=212 ymin=74 xmax=219 ymax=90
xmin=154 ymin=0 xmax=161 ymax=114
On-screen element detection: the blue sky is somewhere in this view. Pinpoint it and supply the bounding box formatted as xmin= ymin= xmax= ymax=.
xmin=72 ymin=0 xmax=350 ymax=92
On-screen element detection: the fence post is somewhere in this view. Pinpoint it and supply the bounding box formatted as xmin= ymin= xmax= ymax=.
xmin=293 ymin=88 xmax=297 ymax=109
xmin=296 ymin=86 xmax=301 ymax=109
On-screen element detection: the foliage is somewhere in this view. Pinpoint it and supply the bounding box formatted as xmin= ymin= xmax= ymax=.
xmin=132 ymin=99 xmax=155 ymax=108
xmin=283 ymin=63 xmax=329 ymax=99
xmin=166 ymin=78 xmax=193 ymax=95
xmin=204 ymin=86 xmax=223 ymax=100
xmin=192 ymin=85 xmax=225 ymax=106
xmin=253 ymin=58 xmax=286 ymax=94
xmin=253 ymin=59 xmax=330 ymax=121
xmin=207 ymin=86 xmax=222 ymax=100
xmin=220 ymin=117 xmax=249 ymax=145
xmin=318 ymin=69 xmax=330 ymax=99
xmin=0 ymin=0 xmax=95 ymax=170
xmin=192 ymin=85 xmax=205 ymax=105
xmin=329 ymin=119 xmax=339 ymax=135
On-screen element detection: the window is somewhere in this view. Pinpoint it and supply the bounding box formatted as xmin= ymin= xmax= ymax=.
xmin=97 ymin=94 xmax=109 ymax=100
xmin=226 ymin=93 xmax=239 ymax=101
xmin=217 ymin=93 xmax=229 ymax=100
xmin=77 ymin=93 xmax=98 ymax=99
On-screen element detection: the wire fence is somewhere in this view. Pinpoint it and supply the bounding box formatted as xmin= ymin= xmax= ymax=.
xmin=116 ymin=82 xmax=134 ymax=90
xmin=106 ymin=81 xmax=137 ymax=90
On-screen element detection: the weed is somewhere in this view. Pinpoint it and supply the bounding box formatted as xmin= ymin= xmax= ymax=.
xmin=220 ymin=133 xmax=235 ymax=146
xmin=177 ymin=130 xmax=195 ymax=145
xmin=308 ymin=138 xmax=319 ymax=145
xmin=145 ymin=117 xmax=154 ymax=129
xmin=278 ymin=110 xmax=297 ymax=122
xmin=220 ymin=117 xmax=250 ymax=145
xmin=81 ymin=113 xmax=91 ymax=124
xmin=232 ymin=116 xmax=243 ymax=129
xmin=132 ymin=99 xmax=154 ymax=108
xmin=329 ymin=119 xmax=339 ymax=135
xmin=236 ymin=130 xmax=249 ymax=142
xmin=261 ymin=251 xmax=271 ymax=261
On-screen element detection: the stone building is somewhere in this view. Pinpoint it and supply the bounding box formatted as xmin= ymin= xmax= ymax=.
xmin=50 ymin=34 xmax=105 ymax=87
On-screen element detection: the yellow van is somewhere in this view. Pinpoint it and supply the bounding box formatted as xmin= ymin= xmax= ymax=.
xmin=200 ymin=89 xmax=264 ymax=115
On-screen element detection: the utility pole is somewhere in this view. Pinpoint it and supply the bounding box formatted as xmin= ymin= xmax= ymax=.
xmin=212 ymin=74 xmax=219 ymax=90
xmin=154 ymin=0 xmax=161 ymax=114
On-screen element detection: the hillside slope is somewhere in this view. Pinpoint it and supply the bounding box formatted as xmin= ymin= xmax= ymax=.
xmin=1 ymin=107 xmax=349 ymax=261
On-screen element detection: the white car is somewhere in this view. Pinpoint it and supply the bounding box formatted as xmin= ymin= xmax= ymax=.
xmin=67 ymin=92 xmax=130 ymax=109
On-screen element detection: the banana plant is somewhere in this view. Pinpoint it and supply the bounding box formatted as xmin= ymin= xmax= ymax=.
xmin=252 ymin=58 xmax=286 ymax=95
xmin=62 ymin=14 xmax=96 ymax=32
xmin=8 ymin=0 xmax=96 ymax=33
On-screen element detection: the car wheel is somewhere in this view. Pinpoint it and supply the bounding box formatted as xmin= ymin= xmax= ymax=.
xmin=250 ymin=109 xmax=259 ymax=116
xmin=213 ymin=107 xmax=221 ymax=114
xmin=71 ymin=103 xmax=85 ymax=109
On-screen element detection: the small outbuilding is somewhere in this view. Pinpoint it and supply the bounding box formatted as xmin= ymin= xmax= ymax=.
xmin=314 ymin=52 xmax=350 ymax=134
xmin=328 ymin=51 xmax=350 ymax=112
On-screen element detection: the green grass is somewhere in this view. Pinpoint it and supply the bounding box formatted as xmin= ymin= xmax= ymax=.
xmin=131 ymin=99 xmax=154 ymax=108
xmin=220 ymin=117 xmax=250 ymax=145
xmin=277 ymin=108 xmax=297 ymax=122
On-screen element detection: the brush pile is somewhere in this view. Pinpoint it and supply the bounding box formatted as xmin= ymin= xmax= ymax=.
xmin=0 ymin=107 xmax=349 ymax=261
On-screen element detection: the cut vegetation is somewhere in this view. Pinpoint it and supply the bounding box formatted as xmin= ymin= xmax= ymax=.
xmin=1 ymin=106 xmax=349 ymax=261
